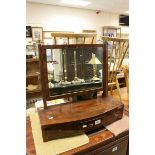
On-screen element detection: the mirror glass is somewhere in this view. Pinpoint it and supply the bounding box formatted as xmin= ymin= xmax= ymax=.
xmin=46 ymin=46 xmax=103 ymax=96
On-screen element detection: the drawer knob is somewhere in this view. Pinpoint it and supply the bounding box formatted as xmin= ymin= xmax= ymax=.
xmin=112 ymin=146 xmax=118 ymax=152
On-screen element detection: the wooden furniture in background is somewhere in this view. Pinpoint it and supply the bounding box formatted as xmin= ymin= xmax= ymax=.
xmin=101 ymin=37 xmax=129 ymax=101
xmin=121 ymin=65 xmax=129 ymax=95
xmin=26 ymin=43 xmax=42 ymax=107
xmin=82 ymin=30 xmax=97 ymax=33
xmin=119 ymin=33 xmax=129 ymax=39
xmin=103 ymin=26 xmax=121 ymax=38
xmin=26 ymin=58 xmax=42 ymax=107
xmin=43 ymin=31 xmax=74 ymax=39
xmin=51 ymin=33 xmax=97 ymax=44
xmin=82 ymin=30 xmax=97 ymax=44
xmin=26 ymin=41 xmax=46 ymax=108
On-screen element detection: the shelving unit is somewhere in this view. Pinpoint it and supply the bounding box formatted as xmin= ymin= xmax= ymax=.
xmin=118 ymin=33 xmax=129 ymax=38
xmin=26 ymin=60 xmax=41 ymax=88
xmin=102 ymin=26 xmax=121 ymax=38
xmin=26 ymin=72 xmax=40 ymax=78
xmin=26 ymin=88 xmax=41 ymax=94
xmin=26 ymin=44 xmax=42 ymax=108
xmin=26 ymin=58 xmax=39 ymax=63
xmin=51 ymin=32 xmax=97 ymax=44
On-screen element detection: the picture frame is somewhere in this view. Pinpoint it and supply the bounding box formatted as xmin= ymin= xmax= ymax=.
xmin=26 ymin=26 xmax=32 ymax=38
xmin=31 ymin=27 xmax=43 ymax=42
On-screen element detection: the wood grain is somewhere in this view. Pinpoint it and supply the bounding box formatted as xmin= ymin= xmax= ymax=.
xmin=38 ymin=96 xmax=123 ymax=126
xmin=26 ymin=109 xmax=129 ymax=155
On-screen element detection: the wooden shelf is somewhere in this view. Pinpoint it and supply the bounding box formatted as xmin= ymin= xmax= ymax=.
xmin=102 ymin=26 xmax=121 ymax=38
xmin=117 ymin=75 xmax=125 ymax=79
xmin=26 ymin=72 xmax=40 ymax=78
xmin=26 ymin=88 xmax=41 ymax=94
xmin=51 ymin=33 xmax=97 ymax=38
xmin=101 ymin=36 xmax=128 ymax=42
xmin=26 ymin=45 xmax=41 ymax=102
xmin=102 ymin=26 xmax=121 ymax=29
xmin=51 ymin=32 xmax=96 ymax=44
xmin=26 ymin=58 xmax=39 ymax=63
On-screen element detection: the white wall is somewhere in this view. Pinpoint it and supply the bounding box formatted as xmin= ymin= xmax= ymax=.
xmin=26 ymin=2 xmax=129 ymax=39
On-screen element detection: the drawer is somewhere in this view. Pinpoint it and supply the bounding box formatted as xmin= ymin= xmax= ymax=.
xmin=96 ymin=139 xmax=128 ymax=155
xmin=84 ymin=138 xmax=128 ymax=155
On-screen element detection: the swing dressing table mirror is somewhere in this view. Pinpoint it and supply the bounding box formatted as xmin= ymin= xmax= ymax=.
xmin=38 ymin=43 xmax=124 ymax=142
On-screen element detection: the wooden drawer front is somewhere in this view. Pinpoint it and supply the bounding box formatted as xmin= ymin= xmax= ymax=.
xmin=89 ymin=139 xmax=128 ymax=155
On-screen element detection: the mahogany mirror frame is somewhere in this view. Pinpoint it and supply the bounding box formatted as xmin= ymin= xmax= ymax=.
xmin=38 ymin=43 xmax=108 ymax=109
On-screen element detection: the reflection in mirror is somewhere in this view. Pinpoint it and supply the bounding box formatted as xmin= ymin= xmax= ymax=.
xmin=46 ymin=46 xmax=103 ymax=97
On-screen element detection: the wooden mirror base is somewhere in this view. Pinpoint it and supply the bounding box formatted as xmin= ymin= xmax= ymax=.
xmin=38 ymin=96 xmax=124 ymax=142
